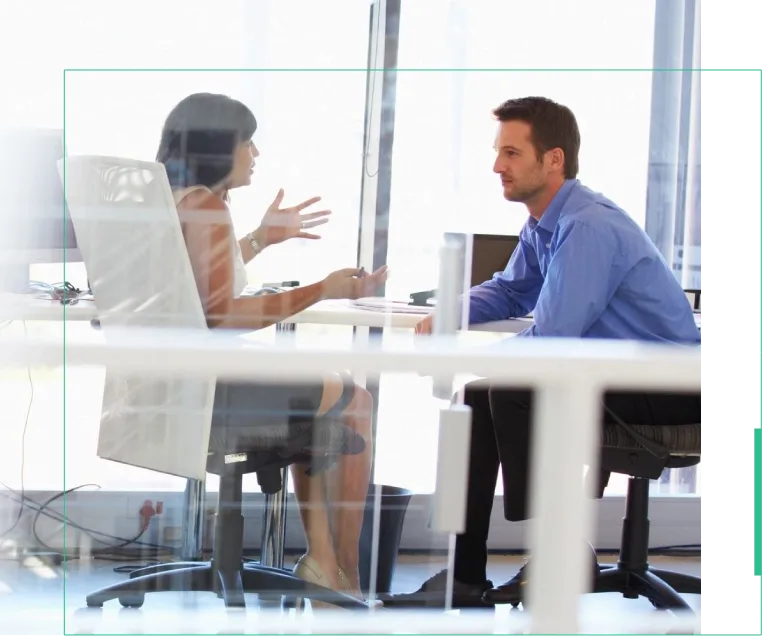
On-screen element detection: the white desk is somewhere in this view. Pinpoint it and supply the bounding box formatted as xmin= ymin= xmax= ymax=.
xmin=1 ymin=293 xmax=697 ymax=335
xmin=0 ymin=293 xmax=531 ymax=333
xmin=287 ymin=300 xmax=532 ymax=333
xmin=0 ymin=293 xmax=93 ymax=321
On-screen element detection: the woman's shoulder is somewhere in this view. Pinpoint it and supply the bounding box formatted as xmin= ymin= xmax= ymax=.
xmin=174 ymin=186 xmax=227 ymax=212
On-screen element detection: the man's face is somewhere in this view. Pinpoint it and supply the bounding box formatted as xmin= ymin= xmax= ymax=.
xmin=492 ymin=120 xmax=550 ymax=203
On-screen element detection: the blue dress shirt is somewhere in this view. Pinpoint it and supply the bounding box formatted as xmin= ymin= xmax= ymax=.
xmin=468 ymin=179 xmax=701 ymax=343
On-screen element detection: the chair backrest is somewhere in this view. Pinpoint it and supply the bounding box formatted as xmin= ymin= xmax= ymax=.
xmin=59 ymin=155 xmax=214 ymax=480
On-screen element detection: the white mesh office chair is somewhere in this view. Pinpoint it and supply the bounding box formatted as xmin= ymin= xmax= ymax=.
xmin=60 ymin=155 xmax=365 ymax=609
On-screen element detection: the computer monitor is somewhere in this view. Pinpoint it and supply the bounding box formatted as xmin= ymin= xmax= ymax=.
xmin=409 ymin=233 xmax=520 ymax=307
xmin=0 ymin=127 xmax=80 ymax=292
xmin=469 ymin=233 xmax=520 ymax=287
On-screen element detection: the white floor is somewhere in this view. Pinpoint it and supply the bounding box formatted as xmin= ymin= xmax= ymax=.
xmin=0 ymin=553 xmax=701 ymax=634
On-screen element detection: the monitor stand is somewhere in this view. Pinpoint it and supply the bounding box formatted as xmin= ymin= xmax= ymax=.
xmin=409 ymin=289 xmax=436 ymax=306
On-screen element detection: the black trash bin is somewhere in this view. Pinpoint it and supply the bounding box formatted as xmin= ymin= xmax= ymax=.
xmin=358 ymin=484 xmax=413 ymax=594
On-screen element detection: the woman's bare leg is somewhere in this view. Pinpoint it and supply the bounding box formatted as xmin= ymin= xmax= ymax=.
xmin=289 ymin=374 xmax=356 ymax=590
xmin=324 ymin=385 xmax=373 ymax=593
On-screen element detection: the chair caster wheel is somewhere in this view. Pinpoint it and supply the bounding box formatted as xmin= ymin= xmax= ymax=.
xmin=85 ymin=600 xmax=103 ymax=608
xmin=118 ymin=594 xmax=145 ymax=608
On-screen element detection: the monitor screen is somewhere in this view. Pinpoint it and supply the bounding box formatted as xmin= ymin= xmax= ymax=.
xmin=0 ymin=127 xmax=78 ymax=261
xmin=469 ymin=233 xmax=520 ymax=287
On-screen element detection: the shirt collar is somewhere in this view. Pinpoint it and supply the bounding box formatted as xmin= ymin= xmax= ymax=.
xmin=527 ymin=179 xmax=578 ymax=233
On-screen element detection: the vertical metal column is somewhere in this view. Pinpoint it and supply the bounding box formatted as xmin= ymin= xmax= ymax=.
xmin=256 ymin=319 xmax=296 ymax=568
xmin=179 ymin=478 xmax=206 ymax=560
xmin=258 ymin=468 xmax=290 ymax=569
xmin=644 ymin=0 xmax=699 ymax=276
xmin=355 ymin=0 xmax=402 ymax=482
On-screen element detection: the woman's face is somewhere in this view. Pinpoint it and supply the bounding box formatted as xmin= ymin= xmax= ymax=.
xmin=228 ymin=138 xmax=259 ymax=189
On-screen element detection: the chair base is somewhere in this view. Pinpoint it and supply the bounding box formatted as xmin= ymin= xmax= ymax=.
xmin=593 ymin=564 xmax=700 ymax=611
xmin=588 ymin=476 xmax=700 ymax=613
xmin=501 ymin=563 xmax=698 ymax=612
xmin=85 ymin=561 xmax=368 ymax=610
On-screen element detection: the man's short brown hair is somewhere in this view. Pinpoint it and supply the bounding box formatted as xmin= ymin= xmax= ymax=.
xmin=493 ymin=97 xmax=580 ymax=179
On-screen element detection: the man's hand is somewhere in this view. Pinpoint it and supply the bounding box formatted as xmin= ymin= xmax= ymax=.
xmin=255 ymin=189 xmax=332 ymax=247
xmin=415 ymin=314 xmax=434 ymax=335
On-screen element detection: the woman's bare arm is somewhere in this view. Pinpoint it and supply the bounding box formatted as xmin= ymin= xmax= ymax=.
xmin=180 ymin=192 xmax=325 ymax=330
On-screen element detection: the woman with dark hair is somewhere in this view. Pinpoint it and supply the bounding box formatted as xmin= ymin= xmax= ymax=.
xmin=157 ymin=92 xmax=387 ymax=606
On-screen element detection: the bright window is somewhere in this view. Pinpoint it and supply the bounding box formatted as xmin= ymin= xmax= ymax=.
xmin=1 ymin=0 xmax=699 ymax=502
xmin=373 ymin=0 xmax=662 ymax=495
xmin=1 ymin=0 xmax=370 ymax=492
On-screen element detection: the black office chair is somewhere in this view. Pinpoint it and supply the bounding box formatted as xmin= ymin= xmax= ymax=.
xmin=83 ymin=415 xmax=369 ymax=610
xmin=608 ymin=288 xmax=702 ymax=612
xmin=591 ymin=420 xmax=701 ymax=611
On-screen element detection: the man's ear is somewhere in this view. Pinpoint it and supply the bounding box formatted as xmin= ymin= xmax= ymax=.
xmin=547 ymin=147 xmax=565 ymax=174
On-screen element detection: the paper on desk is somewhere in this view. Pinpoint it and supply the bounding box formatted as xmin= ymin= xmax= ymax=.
xmin=351 ymin=298 xmax=432 ymax=315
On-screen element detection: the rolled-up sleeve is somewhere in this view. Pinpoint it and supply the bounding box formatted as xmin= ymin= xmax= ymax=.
xmin=467 ymin=230 xmax=543 ymax=324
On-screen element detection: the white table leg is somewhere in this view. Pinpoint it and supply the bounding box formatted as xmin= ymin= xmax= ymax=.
xmin=525 ymin=380 xmax=602 ymax=633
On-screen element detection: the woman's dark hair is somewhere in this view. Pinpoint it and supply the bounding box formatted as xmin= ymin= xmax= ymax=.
xmin=156 ymin=92 xmax=257 ymax=191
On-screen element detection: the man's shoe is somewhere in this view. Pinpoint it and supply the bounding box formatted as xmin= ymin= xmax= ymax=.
xmin=483 ymin=545 xmax=600 ymax=607
xmin=380 ymin=570 xmax=494 ymax=608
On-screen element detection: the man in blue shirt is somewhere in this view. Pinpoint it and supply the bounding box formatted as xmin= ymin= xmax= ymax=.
xmin=389 ymin=97 xmax=700 ymax=608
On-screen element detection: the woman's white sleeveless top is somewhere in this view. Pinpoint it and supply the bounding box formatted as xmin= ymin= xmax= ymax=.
xmin=172 ymin=186 xmax=248 ymax=298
